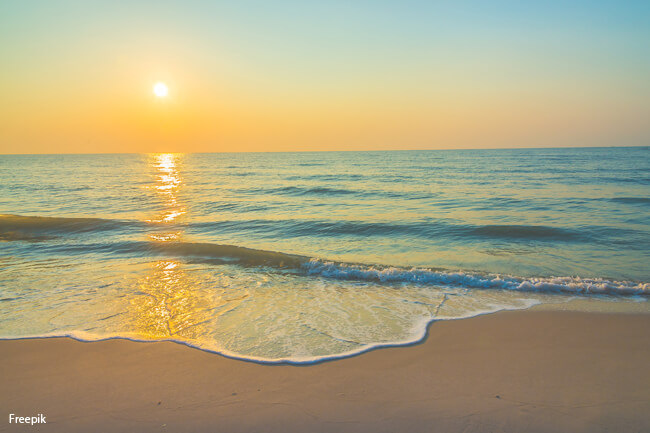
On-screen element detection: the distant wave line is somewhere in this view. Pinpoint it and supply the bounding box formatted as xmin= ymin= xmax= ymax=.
xmin=4 ymin=214 xmax=629 ymax=243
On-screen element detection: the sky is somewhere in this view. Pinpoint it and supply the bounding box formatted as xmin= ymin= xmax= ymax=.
xmin=1 ymin=0 xmax=649 ymax=153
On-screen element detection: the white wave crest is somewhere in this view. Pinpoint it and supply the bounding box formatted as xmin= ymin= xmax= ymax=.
xmin=303 ymin=259 xmax=649 ymax=295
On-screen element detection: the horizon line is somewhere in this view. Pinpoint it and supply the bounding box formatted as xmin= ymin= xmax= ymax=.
xmin=1 ymin=144 xmax=648 ymax=156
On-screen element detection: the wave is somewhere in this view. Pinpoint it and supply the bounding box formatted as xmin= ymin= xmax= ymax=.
xmin=470 ymin=224 xmax=583 ymax=240
xmin=202 ymin=219 xmax=422 ymax=237
xmin=0 ymin=231 xmax=55 ymax=242
xmin=608 ymin=197 xmax=650 ymax=205
xmin=302 ymin=259 xmax=649 ymax=296
xmin=0 ymin=214 xmax=126 ymax=235
xmin=21 ymin=239 xmax=306 ymax=269
xmin=147 ymin=241 xmax=306 ymax=268
xmin=246 ymin=185 xmax=363 ymax=197
xmin=197 ymin=218 xmax=592 ymax=242
xmin=3 ymin=214 xmax=648 ymax=296
xmin=600 ymin=176 xmax=650 ymax=185
xmin=4 ymin=214 xmax=633 ymax=246
xmin=20 ymin=239 xmax=648 ymax=297
xmin=286 ymin=173 xmax=368 ymax=182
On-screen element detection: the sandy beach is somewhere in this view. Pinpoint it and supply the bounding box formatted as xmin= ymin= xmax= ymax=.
xmin=1 ymin=310 xmax=648 ymax=433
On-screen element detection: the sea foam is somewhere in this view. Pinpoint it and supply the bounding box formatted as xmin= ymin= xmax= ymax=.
xmin=303 ymin=259 xmax=650 ymax=296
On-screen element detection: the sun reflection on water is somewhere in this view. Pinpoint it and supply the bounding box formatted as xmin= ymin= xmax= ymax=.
xmin=130 ymin=153 xmax=212 ymax=340
xmin=149 ymin=232 xmax=182 ymax=242
xmin=147 ymin=153 xmax=186 ymax=225
xmin=127 ymin=260 xmax=216 ymax=340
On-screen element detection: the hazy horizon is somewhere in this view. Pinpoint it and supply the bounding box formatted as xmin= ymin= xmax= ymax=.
xmin=2 ymin=144 xmax=649 ymax=156
xmin=2 ymin=1 xmax=649 ymax=154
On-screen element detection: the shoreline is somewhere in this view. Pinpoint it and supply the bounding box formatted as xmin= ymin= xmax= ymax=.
xmin=0 ymin=297 xmax=646 ymax=365
xmin=1 ymin=310 xmax=649 ymax=432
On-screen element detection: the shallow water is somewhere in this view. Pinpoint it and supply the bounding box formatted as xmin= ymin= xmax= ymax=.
xmin=1 ymin=148 xmax=649 ymax=362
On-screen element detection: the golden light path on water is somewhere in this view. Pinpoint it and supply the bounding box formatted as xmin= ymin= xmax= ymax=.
xmin=129 ymin=153 xmax=215 ymax=341
xmin=148 ymin=153 xmax=186 ymax=226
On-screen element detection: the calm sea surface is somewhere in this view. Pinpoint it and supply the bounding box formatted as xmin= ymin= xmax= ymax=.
xmin=1 ymin=148 xmax=649 ymax=362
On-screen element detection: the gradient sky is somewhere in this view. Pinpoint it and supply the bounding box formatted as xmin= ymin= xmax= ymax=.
xmin=1 ymin=0 xmax=649 ymax=153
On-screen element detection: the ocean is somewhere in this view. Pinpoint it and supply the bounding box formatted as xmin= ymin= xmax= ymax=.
xmin=1 ymin=147 xmax=649 ymax=362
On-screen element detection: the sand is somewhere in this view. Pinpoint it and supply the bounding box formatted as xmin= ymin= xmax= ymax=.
xmin=1 ymin=310 xmax=649 ymax=432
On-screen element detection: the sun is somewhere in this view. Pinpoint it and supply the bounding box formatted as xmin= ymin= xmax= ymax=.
xmin=153 ymin=82 xmax=168 ymax=98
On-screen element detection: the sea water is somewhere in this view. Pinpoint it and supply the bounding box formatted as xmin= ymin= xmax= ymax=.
xmin=1 ymin=148 xmax=648 ymax=362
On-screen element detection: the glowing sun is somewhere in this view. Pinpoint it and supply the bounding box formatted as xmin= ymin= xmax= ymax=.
xmin=153 ymin=82 xmax=168 ymax=98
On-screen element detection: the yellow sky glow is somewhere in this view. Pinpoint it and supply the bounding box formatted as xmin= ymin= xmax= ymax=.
xmin=1 ymin=2 xmax=648 ymax=153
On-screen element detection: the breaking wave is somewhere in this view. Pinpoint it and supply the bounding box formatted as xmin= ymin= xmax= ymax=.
xmin=2 ymin=214 xmax=648 ymax=297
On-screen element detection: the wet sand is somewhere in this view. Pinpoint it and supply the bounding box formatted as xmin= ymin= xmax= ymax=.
xmin=1 ymin=310 xmax=649 ymax=432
